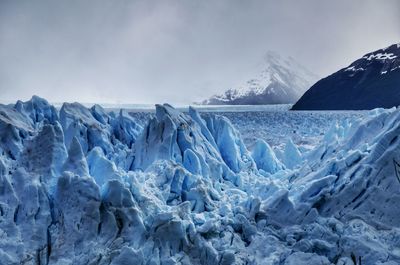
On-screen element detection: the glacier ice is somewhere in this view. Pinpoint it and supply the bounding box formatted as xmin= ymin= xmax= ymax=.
xmin=251 ymin=139 xmax=285 ymax=175
xmin=1 ymin=96 xmax=400 ymax=264
xmin=282 ymin=137 xmax=302 ymax=169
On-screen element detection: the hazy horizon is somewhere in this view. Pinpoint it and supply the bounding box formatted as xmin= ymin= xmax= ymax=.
xmin=1 ymin=0 xmax=399 ymax=104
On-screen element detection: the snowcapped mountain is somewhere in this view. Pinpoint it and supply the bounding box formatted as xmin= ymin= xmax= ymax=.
xmin=203 ymin=52 xmax=319 ymax=105
xmin=292 ymin=43 xmax=400 ymax=110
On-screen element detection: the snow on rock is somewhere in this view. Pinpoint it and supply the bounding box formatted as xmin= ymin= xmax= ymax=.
xmin=2 ymin=96 xmax=400 ymax=264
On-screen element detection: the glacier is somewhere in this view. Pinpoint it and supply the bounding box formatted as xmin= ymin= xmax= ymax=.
xmin=1 ymin=96 xmax=400 ymax=264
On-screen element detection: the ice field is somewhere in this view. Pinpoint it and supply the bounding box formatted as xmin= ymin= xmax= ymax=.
xmin=126 ymin=105 xmax=366 ymax=151
xmin=1 ymin=96 xmax=400 ymax=265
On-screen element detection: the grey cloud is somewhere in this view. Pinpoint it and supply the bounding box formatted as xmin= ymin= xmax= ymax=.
xmin=0 ymin=0 xmax=399 ymax=104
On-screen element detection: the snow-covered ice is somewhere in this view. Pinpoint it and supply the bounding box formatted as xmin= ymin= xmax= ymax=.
xmin=0 ymin=96 xmax=399 ymax=264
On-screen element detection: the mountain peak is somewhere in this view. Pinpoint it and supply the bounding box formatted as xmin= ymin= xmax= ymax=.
xmin=382 ymin=42 xmax=400 ymax=52
xmin=202 ymin=52 xmax=318 ymax=105
xmin=292 ymin=42 xmax=400 ymax=110
xmin=361 ymin=43 xmax=399 ymax=62
xmin=262 ymin=51 xmax=283 ymax=64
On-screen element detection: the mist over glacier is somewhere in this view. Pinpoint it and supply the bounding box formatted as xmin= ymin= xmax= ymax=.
xmin=0 ymin=96 xmax=399 ymax=264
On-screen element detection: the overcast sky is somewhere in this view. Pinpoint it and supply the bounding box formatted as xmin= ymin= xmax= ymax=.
xmin=0 ymin=0 xmax=399 ymax=104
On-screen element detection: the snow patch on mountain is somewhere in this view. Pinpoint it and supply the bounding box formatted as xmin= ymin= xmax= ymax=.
xmin=363 ymin=52 xmax=397 ymax=61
